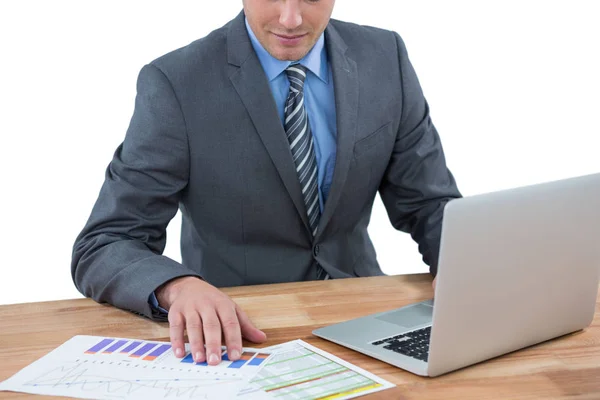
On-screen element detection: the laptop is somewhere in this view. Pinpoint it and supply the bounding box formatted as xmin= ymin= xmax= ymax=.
xmin=313 ymin=172 xmax=600 ymax=377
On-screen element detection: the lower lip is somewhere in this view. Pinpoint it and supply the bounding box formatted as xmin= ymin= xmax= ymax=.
xmin=274 ymin=34 xmax=305 ymax=46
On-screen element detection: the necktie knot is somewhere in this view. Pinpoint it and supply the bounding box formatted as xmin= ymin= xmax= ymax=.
xmin=285 ymin=64 xmax=308 ymax=91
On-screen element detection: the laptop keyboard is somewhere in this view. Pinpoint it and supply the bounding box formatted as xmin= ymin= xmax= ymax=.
xmin=371 ymin=326 xmax=431 ymax=362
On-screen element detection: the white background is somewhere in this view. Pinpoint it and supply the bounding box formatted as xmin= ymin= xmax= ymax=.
xmin=1 ymin=0 xmax=598 ymax=305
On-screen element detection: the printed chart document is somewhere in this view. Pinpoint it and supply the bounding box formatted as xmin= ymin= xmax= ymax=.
xmin=239 ymin=340 xmax=395 ymax=399
xmin=1 ymin=336 xmax=394 ymax=399
xmin=0 ymin=335 xmax=273 ymax=400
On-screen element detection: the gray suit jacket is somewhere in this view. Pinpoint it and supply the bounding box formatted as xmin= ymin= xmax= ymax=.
xmin=72 ymin=12 xmax=461 ymax=320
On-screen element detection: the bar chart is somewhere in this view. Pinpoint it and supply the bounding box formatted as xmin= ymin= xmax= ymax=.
xmin=83 ymin=337 xmax=271 ymax=372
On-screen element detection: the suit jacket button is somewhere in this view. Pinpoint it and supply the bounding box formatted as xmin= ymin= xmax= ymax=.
xmin=313 ymin=245 xmax=320 ymax=257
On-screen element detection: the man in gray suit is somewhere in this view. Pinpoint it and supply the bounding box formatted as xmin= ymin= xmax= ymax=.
xmin=72 ymin=0 xmax=460 ymax=367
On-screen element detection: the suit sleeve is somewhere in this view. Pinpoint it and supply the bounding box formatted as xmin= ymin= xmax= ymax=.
xmin=71 ymin=63 xmax=202 ymax=320
xmin=378 ymin=32 xmax=462 ymax=276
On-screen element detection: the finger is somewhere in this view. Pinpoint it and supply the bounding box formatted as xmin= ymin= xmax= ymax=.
xmin=236 ymin=304 xmax=267 ymax=343
xmin=216 ymin=302 xmax=242 ymax=361
xmin=201 ymin=309 xmax=222 ymax=366
xmin=168 ymin=311 xmax=187 ymax=358
xmin=185 ymin=311 xmax=206 ymax=363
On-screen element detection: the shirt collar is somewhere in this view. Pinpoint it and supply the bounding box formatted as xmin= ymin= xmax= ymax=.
xmin=245 ymin=17 xmax=328 ymax=84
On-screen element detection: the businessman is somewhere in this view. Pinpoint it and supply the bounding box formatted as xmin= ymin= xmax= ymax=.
xmin=72 ymin=0 xmax=461 ymax=367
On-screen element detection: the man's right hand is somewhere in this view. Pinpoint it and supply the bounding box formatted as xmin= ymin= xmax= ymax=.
xmin=156 ymin=276 xmax=267 ymax=365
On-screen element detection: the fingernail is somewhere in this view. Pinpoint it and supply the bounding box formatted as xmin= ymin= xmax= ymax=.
xmin=195 ymin=352 xmax=204 ymax=362
xmin=175 ymin=348 xmax=184 ymax=358
xmin=208 ymin=353 xmax=219 ymax=364
xmin=230 ymin=350 xmax=240 ymax=360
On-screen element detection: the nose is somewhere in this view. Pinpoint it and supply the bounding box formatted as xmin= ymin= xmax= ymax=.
xmin=279 ymin=0 xmax=302 ymax=30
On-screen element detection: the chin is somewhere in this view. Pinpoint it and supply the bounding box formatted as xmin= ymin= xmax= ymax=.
xmin=270 ymin=48 xmax=309 ymax=62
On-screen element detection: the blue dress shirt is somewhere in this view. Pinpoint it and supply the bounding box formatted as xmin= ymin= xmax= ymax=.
xmin=245 ymin=18 xmax=337 ymax=210
xmin=149 ymin=20 xmax=338 ymax=313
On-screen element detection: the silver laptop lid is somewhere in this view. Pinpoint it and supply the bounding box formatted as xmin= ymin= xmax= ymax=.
xmin=428 ymin=173 xmax=600 ymax=377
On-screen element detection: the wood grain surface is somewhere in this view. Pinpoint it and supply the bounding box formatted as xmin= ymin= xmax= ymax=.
xmin=1 ymin=274 xmax=599 ymax=399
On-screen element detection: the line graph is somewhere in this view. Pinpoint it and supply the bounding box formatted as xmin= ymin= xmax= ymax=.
xmin=23 ymin=361 xmax=241 ymax=399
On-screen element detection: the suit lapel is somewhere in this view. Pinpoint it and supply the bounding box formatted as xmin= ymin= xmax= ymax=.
xmin=315 ymin=24 xmax=358 ymax=241
xmin=227 ymin=12 xmax=312 ymax=234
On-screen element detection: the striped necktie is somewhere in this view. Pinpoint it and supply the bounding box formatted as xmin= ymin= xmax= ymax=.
xmin=284 ymin=64 xmax=320 ymax=237
xmin=284 ymin=64 xmax=329 ymax=280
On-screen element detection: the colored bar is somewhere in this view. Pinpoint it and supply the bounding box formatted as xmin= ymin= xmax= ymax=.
xmin=85 ymin=338 xmax=114 ymax=354
xmin=120 ymin=341 xmax=142 ymax=354
xmin=130 ymin=343 xmax=157 ymax=358
xmin=248 ymin=353 xmax=269 ymax=366
xmin=181 ymin=353 xmax=195 ymax=363
xmin=143 ymin=344 xmax=171 ymax=361
xmin=228 ymin=360 xmax=246 ymax=369
xmin=224 ymin=351 xmax=255 ymax=368
xmin=222 ymin=350 xmax=254 ymax=366
xmin=181 ymin=353 xmax=208 ymax=366
xmin=103 ymin=340 xmax=128 ymax=354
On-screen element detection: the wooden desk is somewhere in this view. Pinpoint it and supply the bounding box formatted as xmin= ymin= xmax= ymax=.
xmin=1 ymin=274 xmax=599 ymax=399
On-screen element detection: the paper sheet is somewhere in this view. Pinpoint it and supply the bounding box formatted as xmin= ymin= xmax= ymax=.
xmin=238 ymin=339 xmax=395 ymax=399
xmin=1 ymin=336 xmax=395 ymax=400
xmin=0 ymin=335 xmax=272 ymax=400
